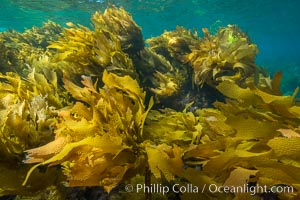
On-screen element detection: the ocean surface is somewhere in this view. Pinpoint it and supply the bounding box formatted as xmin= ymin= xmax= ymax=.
xmin=1 ymin=0 xmax=300 ymax=94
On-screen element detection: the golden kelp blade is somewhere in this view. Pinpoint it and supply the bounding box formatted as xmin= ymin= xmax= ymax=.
xmin=47 ymin=6 xmax=137 ymax=79
xmin=23 ymin=135 xmax=129 ymax=192
xmin=91 ymin=5 xmax=144 ymax=54
xmin=183 ymin=25 xmax=259 ymax=88
xmin=0 ymin=70 xmax=63 ymax=159
xmin=145 ymin=143 xmax=184 ymax=182
xmin=144 ymin=108 xmax=201 ymax=145
xmin=23 ymin=71 xmax=152 ymax=192
xmin=0 ymin=21 xmax=62 ymax=75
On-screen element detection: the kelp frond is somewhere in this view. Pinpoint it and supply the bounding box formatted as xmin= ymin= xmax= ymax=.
xmin=0 ymin=21 xmax=62 ymax=75
xmin=23 ymin=71 xmax=153 ymax=192
xmin=183 ymin=25 xmax=259 ymax=88
xmin=91 ymin=5 xmax=144 ymax=54
xmin=48 ymin=15 xmax=137 ymax=79
xmin=0 ymin=68 xmax=66 ymax=161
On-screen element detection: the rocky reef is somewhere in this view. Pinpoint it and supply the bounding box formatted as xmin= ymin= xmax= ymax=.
xmin=0 ymin=5 xmax=299 ymax=200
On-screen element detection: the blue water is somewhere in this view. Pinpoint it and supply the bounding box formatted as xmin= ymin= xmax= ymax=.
xmin=1 ymin=0 xmax=300 ymax=93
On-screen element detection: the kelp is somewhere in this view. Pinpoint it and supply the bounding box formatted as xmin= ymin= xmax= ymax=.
xmin=0 ymin=21 xmax=63 ymax=75
xmin=144 ymin=107 xmax=202 ymax=145
xmin=0 ymin=4 xmax=300 ymax=200
xmin=145 ymin=24 xmax=261 ymax=92
xmin=0 ymin=163 xmax=64 ymax=197
xmin=183 ymin=25 xmax=260 ymax=88
xmin=91 ymin=5 xmax=144 ymax=54
xmin=142 ymin=26 xmax=197 ymax=97
xmin=0 ymin=68 xmax=68 ymax=196
xmin=47 ymin=7 xmax=137 ymax=80
xmin=22 ymin=71 xmax=190 ymax=197
xmin=146 ymin=26 xmax=198 ymax=62
xmin=181 ymin=81 xmax=300 ymax=199
xmin=143 ymin=79 xmax=300 ymax=199
xmin=0 ymin=69 xmax=66 ymax=160
xmin=132 ymin=48 xmax=185 ymax=99
xmin=23 ymin=71 xmax=153 ymax=193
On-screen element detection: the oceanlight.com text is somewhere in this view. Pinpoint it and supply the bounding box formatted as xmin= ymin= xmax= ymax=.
xmin=208 ymin=184 xmax=294 ymax=195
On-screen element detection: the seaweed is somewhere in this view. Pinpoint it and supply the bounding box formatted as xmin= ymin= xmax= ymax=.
xmin=0 ymin=69 xmax=65 ymax=159
xmin=91 ymin=5 xmax=144 ymax=55
xmin=183 ymin=25 xmax=260 ymax=88
xmin=0 ymin=4 xmax=299 ymax=200
xmin=0 ymin=21 xmax=63 ymax=75
xmin=23 ymin=71 xmax=152 ymax=192
xmin=47 ymin=7 xmax=137 ymax=82
xmin=181 ymin=81 xmax=300 ymax=199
